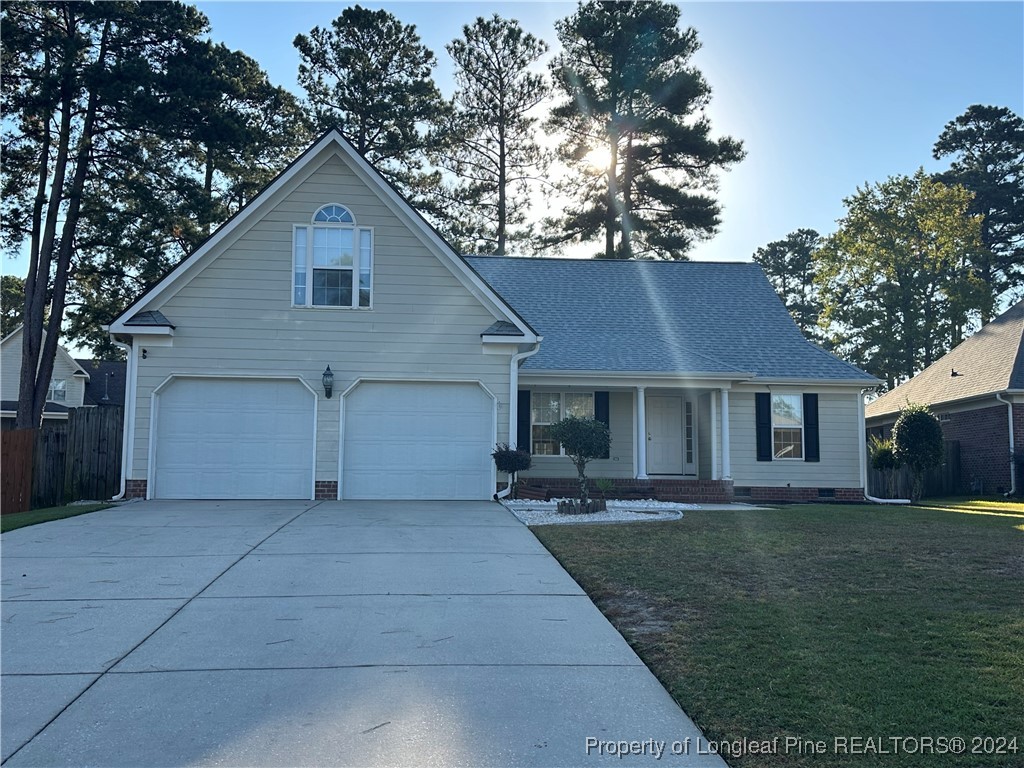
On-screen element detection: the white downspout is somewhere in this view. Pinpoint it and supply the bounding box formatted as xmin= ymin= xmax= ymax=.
xmin=995 ymin=392 xmax=1017 ymax=497
xmin=109 ymin=337 xmax=133 ymax=501
xmin=859 ymin=389 xmax=910 ymax=504
xmin=496 ymin=340 xmax=542 ymax=499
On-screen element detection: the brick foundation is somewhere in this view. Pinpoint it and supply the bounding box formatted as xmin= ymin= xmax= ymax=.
xmin=735 ymin=486 xmax=865 ymax=503
xmin=518 ymin=477 xmax=734 ymax=503
xmin=125 ymin=480 xmax=147 ymax=499
xmin=314 ymin=481 xmax=338 ymax=500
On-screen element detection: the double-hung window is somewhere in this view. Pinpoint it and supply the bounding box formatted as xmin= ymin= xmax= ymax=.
xmin=293 ymin=204 xmax=372 ymax=308
xmin=771 ymin=394 xmax=803 ymax=459
xmin=531 ymin=392 xmax=595 ymax=455
xmin=47 ymin=379 xmax=67 ymax=403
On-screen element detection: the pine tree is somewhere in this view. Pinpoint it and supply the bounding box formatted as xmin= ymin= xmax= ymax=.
xmin=545 ymin=0 xmax=743 ymax=259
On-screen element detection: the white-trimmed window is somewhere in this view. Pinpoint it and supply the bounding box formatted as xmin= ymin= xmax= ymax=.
xmin=293 ymin=204 xmax=372 ymax=308
xmin=47 ymin=379 xmax=66 ymax=403
xmin=531 ymin=392 xmax=595 ymax=455
xmin=772 ymin=394 xmax=803 ymax=459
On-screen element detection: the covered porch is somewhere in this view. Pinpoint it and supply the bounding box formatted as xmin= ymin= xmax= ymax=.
xmin=516 ymin=377 xmax=738 ymax=502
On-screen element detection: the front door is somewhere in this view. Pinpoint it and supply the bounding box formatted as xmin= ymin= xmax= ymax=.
xmin=647 ymin=395 xmax=697 ymax=475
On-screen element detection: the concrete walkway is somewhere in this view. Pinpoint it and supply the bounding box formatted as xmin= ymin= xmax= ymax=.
xmin=1 ymin=500 xmax=725 ymax=767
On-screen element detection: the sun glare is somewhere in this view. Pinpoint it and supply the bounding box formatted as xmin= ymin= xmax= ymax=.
xmin=583 ymin=145 xmax=613 ymax=173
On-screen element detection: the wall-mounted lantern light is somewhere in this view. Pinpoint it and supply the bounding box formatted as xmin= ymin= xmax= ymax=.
xmin=322 ymin=365 xmax=334 ymax=399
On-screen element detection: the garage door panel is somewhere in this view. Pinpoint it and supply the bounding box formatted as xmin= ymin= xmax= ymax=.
xmin=154 ymin=378 xmax=314 ymax=499
xmin=343 ymin=382 xmax=493 ymax=500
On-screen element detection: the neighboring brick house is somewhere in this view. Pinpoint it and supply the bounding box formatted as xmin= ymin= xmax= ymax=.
xmin=865 ymin=300 xmax=1024 ymax=496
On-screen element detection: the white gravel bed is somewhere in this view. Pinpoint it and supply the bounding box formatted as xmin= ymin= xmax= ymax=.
xmin=501 ymin=498 xmax=696 ymax=526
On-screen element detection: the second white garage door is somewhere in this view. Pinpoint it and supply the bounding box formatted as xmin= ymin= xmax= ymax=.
xmin=342 ymin=381 xmax=495 ymax=500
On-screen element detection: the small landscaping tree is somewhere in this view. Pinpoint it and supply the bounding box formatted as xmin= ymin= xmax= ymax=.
xmin=868 ymin=435 xmax=901 ymax=498
xmin=491 ymin=443 xmax=532 ymax=499
xmin=548 ymin=416 xmax=611 ymax=507
xmin=891 ymin=403 xmax=943 ymax=503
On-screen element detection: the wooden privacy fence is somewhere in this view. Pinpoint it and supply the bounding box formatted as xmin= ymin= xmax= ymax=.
xmin=866 ymin=440 xmax=961 ymax=499
xmin=1 ymin=429 xmax=35 ymax=514
xmin=0 ymin=407 xmax=123 ymax=513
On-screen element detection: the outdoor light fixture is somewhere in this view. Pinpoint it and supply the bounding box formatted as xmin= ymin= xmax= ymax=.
xmin=322 ymin=365 xmax=334 ymax=398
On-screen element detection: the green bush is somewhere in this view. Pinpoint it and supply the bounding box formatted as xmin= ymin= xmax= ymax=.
xmin=892 ymin=403 xmax=943 ymax=502
xmin=868 ymin=435 xmax=900 ymax=497
xmin=548 ymin=416 xmax=611 ymax=504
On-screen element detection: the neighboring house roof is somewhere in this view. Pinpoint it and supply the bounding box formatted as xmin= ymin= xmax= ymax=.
xmin=110 ymin=128 xmax=537 ymax=343
xmin=76 ymin=359 xmax=128 ymax=407
xmin=0 ymin=400 xmax=72 ymax=414
xmin=866 ymin=299 xmax=1024 ymax=419
xmin=1 ymin=325 xmax=91 ymax=381
xmin=467 ymin=256 xmax=875 ymax=381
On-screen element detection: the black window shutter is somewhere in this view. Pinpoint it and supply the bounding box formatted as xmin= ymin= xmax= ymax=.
xmin=595 ymin=391 xmax=610 ymax=459
xmin=755 ymin=392 xmax=772 ymax=462
xmin=803 ymin=393 xmax=820 ymax=462
xmin=517 ymin=390 xmax=531 ymax=452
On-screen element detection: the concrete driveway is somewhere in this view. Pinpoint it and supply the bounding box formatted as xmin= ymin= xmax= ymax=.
xmin=1 ymin=500 xmax=724 ymax=767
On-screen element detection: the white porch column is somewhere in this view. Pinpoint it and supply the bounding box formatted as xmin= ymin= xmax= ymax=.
xmin=720 ymin=388 xmax=732 ymax=480
xmin=636 ymin=385 xmax=649 ymax=479
xmin=710 ymin=390 xmax=720 ymax=480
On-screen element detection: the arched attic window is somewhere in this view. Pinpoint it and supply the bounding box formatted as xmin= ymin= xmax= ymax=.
xmin=293 ymin=204 xmax=373 ymax=309
xmin=312 ymin=204 xmax=355 ymax=224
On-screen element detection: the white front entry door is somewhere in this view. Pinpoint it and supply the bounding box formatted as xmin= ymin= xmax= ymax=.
xmin=343 ymin=381 xmax=495 ymax=500
xmin=647 ymin=395 xmax=697 ymax=475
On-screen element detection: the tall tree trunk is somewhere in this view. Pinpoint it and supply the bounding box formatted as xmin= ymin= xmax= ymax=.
xmin=619 ymin=133 xmax=634 ymax=259
xmin=604 ymin=135 xmax=618 ymax=259
xmin=496 ymin=129 xmax=507 ymax=255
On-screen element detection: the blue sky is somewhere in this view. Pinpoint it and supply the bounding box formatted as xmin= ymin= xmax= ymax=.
xmin=192 ymin=1 xmax=1024 ymax=263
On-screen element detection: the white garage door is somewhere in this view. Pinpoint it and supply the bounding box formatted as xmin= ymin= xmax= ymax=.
xmin=154 ymin=378 xmax=315 ymax=499
xmin=343 ymin=381 xmax=494 ymax=500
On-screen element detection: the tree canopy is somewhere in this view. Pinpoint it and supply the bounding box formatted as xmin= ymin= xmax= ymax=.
xmin=816 ymin=170 xmax=985 ymax=389
xmin=545 ymin=0 xmax=744 ymax=260
xmin=753 ymin=229 xmax=824 ymax=342
xmin=933 ymin=104 xmax=1024 ymax=323
xmin=442 ymin=15 xmax=549 ymax=255
xmin=294 ymin=5 xmax=449 ymax=211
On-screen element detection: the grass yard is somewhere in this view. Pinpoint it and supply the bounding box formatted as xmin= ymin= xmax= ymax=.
xmin=533 ymin=502 xmax=1024 ymax=767
xmin=1 ymin=503 xmax=111 ymax=533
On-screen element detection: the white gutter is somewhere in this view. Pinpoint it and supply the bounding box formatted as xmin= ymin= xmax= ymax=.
xmin=994 ymin=392 xmax=1017 ymax=497
xmin=859 ymin=389 xmax=911 ymax=504
xmin=109 ymin=336 xmax=134 ymax=501
xmin=496 ymin=341 xmax=542 ymax=500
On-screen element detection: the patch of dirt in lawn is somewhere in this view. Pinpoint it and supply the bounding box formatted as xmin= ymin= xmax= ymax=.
xmin=594 ymin=588 xmax=699 ymax=645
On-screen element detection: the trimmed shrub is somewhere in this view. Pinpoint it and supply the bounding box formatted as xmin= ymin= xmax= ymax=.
xmin=892 ymin=403 xmax=943 ymax=502
xmin=548 ymin=416 xmax=611 ymax=504
xmin=491 ymin=443 xmax=531 ymax=499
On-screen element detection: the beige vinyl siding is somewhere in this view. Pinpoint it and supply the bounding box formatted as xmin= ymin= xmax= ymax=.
xmin=1 ymin=328 xmax=87 ymax=408
xmin=729 ymin=385 xmax=863 ymax=487
xmin=129 ymin=151 xmax=510 ymax=482
xmin=522 ymin=390 xmax=635 ymax=480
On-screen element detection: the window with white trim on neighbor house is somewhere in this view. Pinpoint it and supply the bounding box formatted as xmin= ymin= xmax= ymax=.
xmin=531 ymin=392 xmax=594 ymax=455
xmin=772 ymin=393 xmax=803 ymax=459
xmin=47 ymin=379 xmax=66 ymax=402
xmin=293 ymin=204 xmax=372 ymax=308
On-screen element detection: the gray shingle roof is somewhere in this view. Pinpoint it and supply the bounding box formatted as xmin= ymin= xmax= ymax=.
xmin=866 ymin=299 xmax=1024 ymax=419
xmin=76 ymin=359 xmax=128 ymax=407
xmin=481 ymin=320 xmax=524 ymax=337
xmin=466 ymin=256 xmax=875 ymax=381
xmin=125 ymin=310 xmax=175 ymax=328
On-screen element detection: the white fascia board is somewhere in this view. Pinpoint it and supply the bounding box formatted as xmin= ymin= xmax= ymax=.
xmin=109 ymin=323 xmax=174 ymax=336
xmin=743 ymin=377 xmax=881 ymax=388
xmin=867 ymin=391 xmax=1009 ymax=420
xmin=481 ymin=335 xmax=527 ymax=344
xmin=519 ymin=370 xmax=754 ymax=389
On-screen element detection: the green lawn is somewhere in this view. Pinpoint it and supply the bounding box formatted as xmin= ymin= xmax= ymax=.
xmin=533 ymin=503 xmax=1023 ymax=767
xmin=1 ymin=503 xmax=111 ymax=533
